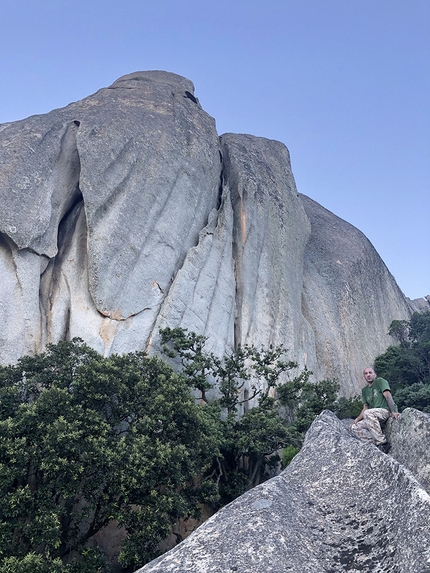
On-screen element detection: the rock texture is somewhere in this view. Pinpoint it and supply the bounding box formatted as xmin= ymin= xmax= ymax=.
xmin=300 ymin=195 xmax=414 ymax=393
xmin=0 ymin=70 xmax=417 ymax=392
xmin=386 ymin=407 xmax=430 ymax=493
xmin=408 ymin=295 xmax=430 ymax=313
xmin=135 ymin=410 xmax=430 ymax=573
xmin=220 ymin=134 xmax=313 ymax=360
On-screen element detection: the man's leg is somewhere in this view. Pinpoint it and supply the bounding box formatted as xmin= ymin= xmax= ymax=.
xmin=350 ymin=419 xmax=374 ymax=442
xmin=362 ymin=408 xmax=390 ymax=444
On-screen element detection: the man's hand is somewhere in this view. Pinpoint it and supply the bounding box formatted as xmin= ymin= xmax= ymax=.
xmin=351 ymin=406 xmax=367 ymax=427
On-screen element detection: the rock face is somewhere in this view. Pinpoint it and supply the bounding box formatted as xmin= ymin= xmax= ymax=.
xmin=386 ymin=407 xmax=430 ymax=493
xmin=135 ymin=409 xmax=430 ymax=573
xmin=0 ymin=71 xmax=222 ymax=361
xmin=300 ymin=195 xmax=415 ymax=393
xmin=0 ymin=71 xmax=416 ymax=392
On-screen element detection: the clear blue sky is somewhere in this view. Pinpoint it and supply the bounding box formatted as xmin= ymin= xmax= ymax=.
xmin=2 ymin=0 xmax=429 ymax=299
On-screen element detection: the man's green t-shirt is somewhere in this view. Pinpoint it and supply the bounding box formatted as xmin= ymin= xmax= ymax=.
xmin=361 ymin=377 xmax=397 ymax=411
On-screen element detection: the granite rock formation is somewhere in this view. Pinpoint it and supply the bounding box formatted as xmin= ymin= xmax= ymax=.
xmin=135 ymin=409 xmax=430 ymax=573
xmin=300 ymin=195 xmax=418 ymax=393
xmin=0 ymin=71 xmax=418 ymax=393
xmin=386 ymin=407 xmax=430 ymax=493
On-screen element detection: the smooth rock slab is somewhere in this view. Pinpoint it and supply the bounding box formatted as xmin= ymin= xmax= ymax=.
xmin=300 ymin=194 xmax=414 ymax=393
xmin=136 ymin=411 xmax=430 ymax=573
xmin=78 ymin=71 xmax=222 ymax=320
xmin=219 ymin=134 xmax=316 ymax=378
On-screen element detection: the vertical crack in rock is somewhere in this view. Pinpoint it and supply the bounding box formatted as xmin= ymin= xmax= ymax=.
xmin=220 ymin=133 xmax=311 ymax=364
xmin=40 ymin=196 xmax=85 ymax=342
xmin=0 ymin=117 xmax=83 ymax=361
xmin=38 ymin=120 xmax=86 ymax=344
xmin=217 ymin=150 xmax=224 ymax=210
xmin=148 ymin=182 xmax=236 ymax=361
xmin=0 ymin=232 xmax=20 ymax=280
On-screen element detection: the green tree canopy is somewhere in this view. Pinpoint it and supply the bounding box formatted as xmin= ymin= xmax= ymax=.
xmin=374 ymin=311 xmax=430 ymax=411
xmin=1 ymin=331 xmax=357 ymax=572
xmin=0 ymin=339 xmax=218 ymax=571
xmin=160 ymin=327 xmax=350 ymax=504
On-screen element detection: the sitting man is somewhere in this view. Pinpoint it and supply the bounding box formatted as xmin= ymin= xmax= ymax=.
xmin=350 ymin=367 xmax=400 ymax=452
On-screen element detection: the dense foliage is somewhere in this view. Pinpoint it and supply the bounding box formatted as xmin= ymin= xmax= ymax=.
xmin=0 ymin=331 xmax=356 ymax=572
xmin=159 ymin=328 xmax=358 ymax=503
xmin=374 ymin=311 xmax=430 ymax=411
xmin=0 ymin=340 xmax=218 ymax=572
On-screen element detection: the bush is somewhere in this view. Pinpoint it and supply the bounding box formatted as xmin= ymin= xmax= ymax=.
xmin=281 ymin=445 xmax=300 ymax=468
xmin=1 ymin=331 xmax=358 ymax=570
xmin=160 ymin=328 xmax=353 ymax=503
xmin=374 ymin=311 xmax=430 ymax=410
xmin=333 ymin=396 xmax=363 ymax=419
xmin=0 ymin=340 xmax=218 ymax=570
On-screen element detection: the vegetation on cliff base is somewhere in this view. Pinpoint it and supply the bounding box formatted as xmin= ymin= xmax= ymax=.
xmin=375 ymin=311 xmax=430 ymax=411
xmin=0 ymin=333 xmax=357 ymax=572
xmin=159 ymin=327 xmax=360 ymax=500
xmin=0 ymin=340 xmax=217 ymax=571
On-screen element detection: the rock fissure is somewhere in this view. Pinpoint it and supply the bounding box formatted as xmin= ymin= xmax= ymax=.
xmin=184 ymin=91 xmax=198 ymax=104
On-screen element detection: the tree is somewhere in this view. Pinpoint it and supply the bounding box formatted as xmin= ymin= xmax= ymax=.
xmin=373 ymin=344 xmax=419 ymax=391
xmin=388 ymin=319 xmax=410 ymax=345
xmin=393 ymin=383 xmax=430 ymax=413
xmin=160 ymin=328 xmax=346 ymax=504
xmin=374 ymin=311 xmax=430 ymax=410
xmin=161 ymin=327 xmax=303 ymax=503
xmin=160 ymin=327 xmax=297 ymax=412
xmin=1 ymin=330 xmax=357 ymax=571
xmin=280 ymin=378 xmax=340 ymax=433
xmin=0 ymin=340 xmax=218 ymax=571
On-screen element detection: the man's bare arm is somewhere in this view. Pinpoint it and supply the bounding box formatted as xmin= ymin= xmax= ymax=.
xmin=383 ymin=390 xmax=400 ymax=419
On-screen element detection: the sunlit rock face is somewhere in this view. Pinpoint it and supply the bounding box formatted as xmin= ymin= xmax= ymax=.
xmin=0 ymin=71 xmax=414 ymax=391
xmin=219 ymin=133 xmax=313 ymax=363
xmin=135 ymin=410 xmax=430 ymax=573
xmin=300 ymin=194 xmax=414 ymax=394
xmin=0 ymin=71 xmax=223 ymax=360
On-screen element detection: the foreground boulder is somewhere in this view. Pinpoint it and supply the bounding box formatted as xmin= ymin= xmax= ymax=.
xmin=136 ymin=410 xmax=430 ymax=573
xmin=387 ymin=407 xmax=430 ymax=493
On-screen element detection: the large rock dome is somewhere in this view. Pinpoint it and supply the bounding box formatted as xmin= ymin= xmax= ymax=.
xmin=0 ymin=71 xmax=416 ymax=393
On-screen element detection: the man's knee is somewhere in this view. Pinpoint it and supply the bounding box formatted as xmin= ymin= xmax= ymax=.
xmin=364 ymin=408 xmax=389 ymax=422
xmin=363 ymin=409 xmax=377 ymax=421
